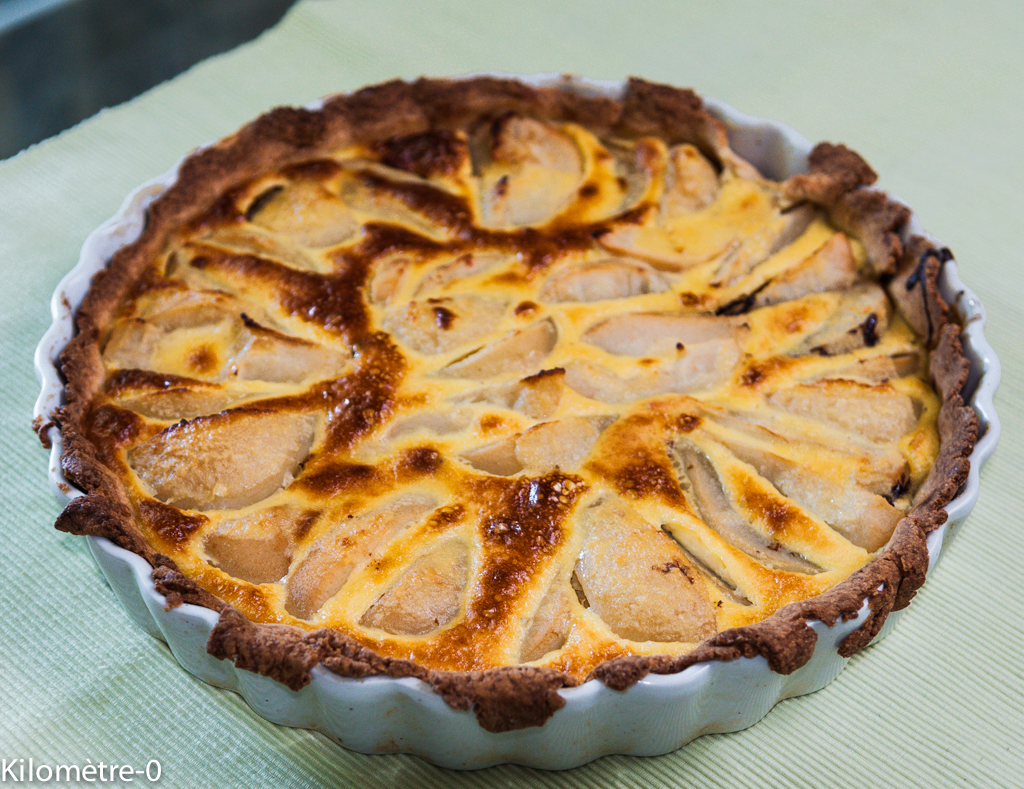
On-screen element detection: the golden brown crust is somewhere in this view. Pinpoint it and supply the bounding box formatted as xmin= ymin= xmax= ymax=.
xmin=784 ymin=142 xmax=910 ymax=275
xmin=784 ymin=143 xmax=878 ymax=205
xmin=49 ymin=76 xmax=978 ymax=732
xmin=152 ymin=566 xmax=228 ymax=613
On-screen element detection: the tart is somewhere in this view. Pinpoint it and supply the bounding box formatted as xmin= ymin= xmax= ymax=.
xmin=48 ymin=76 xmax=978 ymax=734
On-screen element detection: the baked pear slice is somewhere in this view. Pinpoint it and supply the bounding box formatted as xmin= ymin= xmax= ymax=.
xmin=519 ymin=582 xmax=573 ymax=663
xmin=575 ymin=500 xmax=717 ymax=643
xmin=246 ymin=180 xmax=358 ymax=248
xmin=129 ymin=410 xmax=315 ymax=511
xmin=204 ymin=505 xmax=309 ymax=585
xmin=478 ymin=116 xmax=584 ymax=228
xmin=539 ymin=258 xmax=668 ymax=303
xmin=766 ymin=379 xmax=917 ymax=444
xmin=360 ymin=539 xmax=470 ymax=635
xmin=564 ymin=337 xmax=743 ymax=403
xmin=439 ymin=320 xmax=557 ymax=380
xmin=284 ymin=494 xmax=436 ymax=619
xmin=582 ymin=312 xmax=748 ymax=357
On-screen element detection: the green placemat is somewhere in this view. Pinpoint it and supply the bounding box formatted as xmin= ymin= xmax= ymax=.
xmin=1 ymin=1 xmax=1020 ymax=786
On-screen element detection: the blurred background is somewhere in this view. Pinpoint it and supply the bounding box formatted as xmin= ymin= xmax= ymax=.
xmin=0 ymin=0 xmax=297 ymax=159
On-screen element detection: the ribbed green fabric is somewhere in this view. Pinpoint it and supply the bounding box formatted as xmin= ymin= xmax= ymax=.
xmin=1 ymin=1 xmax=1020 ymax=785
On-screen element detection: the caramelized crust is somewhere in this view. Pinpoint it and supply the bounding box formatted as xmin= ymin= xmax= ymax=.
xmin=52 ymin=77 xmax=977 ymax=733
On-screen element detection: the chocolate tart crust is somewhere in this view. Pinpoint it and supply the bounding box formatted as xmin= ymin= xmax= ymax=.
xmin=48 ymin=76 xmax=979 ymax=733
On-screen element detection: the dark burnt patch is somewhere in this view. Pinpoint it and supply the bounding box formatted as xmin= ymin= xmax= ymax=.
xmin=737 ymin=486 xmax=801 ymax=537
xmin=279 ymin=158 xmax=343 ymax=182
xmin=473 ymin=473 xmax=585 ymax=619
xmin=740 ymin=366 xmax=764 ymax=387
xmin=189 ymin=244 xmax=373 ymax=339
xmin=676 ymin=414 xmax=701 ymax=433
xmin=505 ymin=226 xmax=596 ymax=272
xmin=313 ymin=335 xmax=405 ymax=452
xmin=138 ymin=499 xmax=206 ymax=547
xmin=860 ymin=313 xmax=880 ymax=347
xmin=297 ymin=461 xmax=379 ymax=497
xmin=399 ymin=446 xmax=444 ymax=477
xmin=604 ymin=452 xmax=686 ymax=507
xmin=522 ymin=366 xmax=564 ymax=383
xmin=357 ymin=223 xmax=449 ymax=260
xmin=185 ymin=188 xmax=247 ymax=235
xmin=433 ymin=306 xmax=456 ymax=329
xmin=426 ymin=504 xmax=466 ymax=532
xmin=356 ymin=170 xmax=474 ymax=232
xmin=105 ymin=369 xmax=212 ymax=397
xmin=376 ymin=129 xmax=469 ymax=179
xmin=87 ymin=403 xmax=143 ymax=449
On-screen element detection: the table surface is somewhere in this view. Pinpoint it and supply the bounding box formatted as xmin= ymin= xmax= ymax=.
xmin=2 ymin=1 xmax=1021 ymax=786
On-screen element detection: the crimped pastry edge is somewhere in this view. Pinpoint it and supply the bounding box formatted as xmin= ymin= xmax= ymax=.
xmin=38 ymin=75 xmax=985 ymax=742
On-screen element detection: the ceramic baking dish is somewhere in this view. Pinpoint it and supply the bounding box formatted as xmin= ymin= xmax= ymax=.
xmin=33 ymin=74 xmax=1001 ymax=770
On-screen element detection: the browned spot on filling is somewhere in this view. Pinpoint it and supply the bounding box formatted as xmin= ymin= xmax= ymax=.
xmin=138 ymin=499 xmax=206 ymax=546
xmin=298 ymin=462 xmax=379 ymax=497
xmin=578 ymin=183 xmax=600 ymax=200
xmin=860 ymin=313 xmax=880 ymax=346
xmin=106 ymin=369 xmax=210 ymax=397
xmin=186 ymin=343 xmax=218 ymax=375
xmin=87 ymin=403 xmax=144 ymax=450
xmin=356 ymin=170 xmax=475 ymax=232
xmin=376 ymin=129 xmax=469 ymax=178
xmin=514 ymin=300 xmax=539 ymax=316
xmin=679 ymin=292 xmax=712 ymax=308
xmin=738 ymin=486 xmax=801 ymax=537
xmin=433 ymin=306 xmax=456 ymax=329
xmin=426 ymin=504 xmax=466 ymax=532
xmin=279 ymin=159 xmax=344 ymax=182
xmin=479 ymin=414 xmax=506 ymax=432
xmin=784 ymin=304 xmax=811 ymax=333
xmin=740 ymin=366 xmax=764 ymax=387
xmin=656 ymin=558 xmax=695 ymax=582
xmin=740 ymin=357 xmax=795 ymax=387
xmin=604 ymin=454 xmax=685 ymax=506
xmin=472 ymin=474 xmax=585 ymax=620
xmin=676 ymin=414 xmax=701 ymax=432
xmin=292 ymin=510 xmax=322 ymax=541
xmin=399 ymin=446 xmax=443 ymax=476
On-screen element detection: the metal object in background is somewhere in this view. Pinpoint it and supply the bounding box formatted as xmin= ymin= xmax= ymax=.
xmin=0 ymin=0 xmax=297 ymax=159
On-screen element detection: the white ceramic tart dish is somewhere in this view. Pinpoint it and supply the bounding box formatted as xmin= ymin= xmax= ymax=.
xmin=34 ymin=74 xmax=999 ymax=770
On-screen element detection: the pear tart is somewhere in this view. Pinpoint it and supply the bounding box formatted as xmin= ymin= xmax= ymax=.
xmin=53 ymin=77 xmax=977 ymax=732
